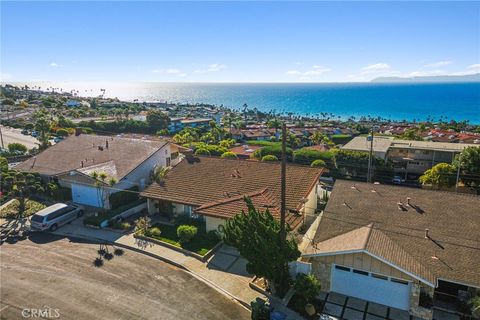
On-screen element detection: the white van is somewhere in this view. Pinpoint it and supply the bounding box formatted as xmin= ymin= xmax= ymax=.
xmin=30 ymin=203 xmax=83 ymax=231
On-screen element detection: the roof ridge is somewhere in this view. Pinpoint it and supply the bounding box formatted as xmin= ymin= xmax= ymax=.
xmin=196 ymin=188 xmax=269 ymax=211
xmin=362 ymin=223 xmax=374 ymax=249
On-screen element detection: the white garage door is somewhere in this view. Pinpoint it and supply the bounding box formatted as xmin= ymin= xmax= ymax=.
xmin=72 ymin=184 xmax=103 ymax=207
xmin=331 ymin=265 xmax=410 ymax=310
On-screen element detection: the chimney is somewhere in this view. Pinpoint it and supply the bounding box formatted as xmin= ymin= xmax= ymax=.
xmin=406 ymin=197 xmax=411 ymax=206
xmin=81 ymin=160 xmax=84 ymax=168
xmin=425 ymin=229 xmax=429 ymax=239
xmin=105 ymin=140 xmax=109 ymax=149
xmin=75 ymin=127 xmax=82 ymax=136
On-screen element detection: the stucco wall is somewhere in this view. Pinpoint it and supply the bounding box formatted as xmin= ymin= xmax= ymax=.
xmin=205 ymin=216 xmax=225 ymax=232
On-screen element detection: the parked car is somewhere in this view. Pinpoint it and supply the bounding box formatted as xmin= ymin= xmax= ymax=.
xmin=21 ymin=129 xmax=29 ymax=135
xmin=31 ymin=131 xmax=38 ymax=137
xmin=392 ymin=175 xmax=405 ymax=185
xmin=53 ymin=136 xmax=64 ymax=143
xmin=30 ymin=203 xmax=83 ymax=231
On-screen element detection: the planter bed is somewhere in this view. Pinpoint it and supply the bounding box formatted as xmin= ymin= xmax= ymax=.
xmin=135 ymin=223 xmax=222 ymax=261
xmin=83 ymin=199 xmax=146 ymax=227
xmin=0 ymin=199 xmax=47 ymax=219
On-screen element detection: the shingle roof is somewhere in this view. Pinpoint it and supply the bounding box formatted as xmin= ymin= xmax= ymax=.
xmin=15 ymin=134 xmax=168 ymax=180
xmin=140 ymin=156 xmax=323 ymax=226
xmin=305 ymin=180 xmax=480 ymax=288
xmin=195 ymin=188 xmax=303 ymax=228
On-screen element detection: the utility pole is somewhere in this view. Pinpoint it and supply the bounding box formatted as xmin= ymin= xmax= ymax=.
xmin=280 ymin=122 xmax=287 ymax=242
xmin=455 ymin=153 xmax=461 ymax=192
xmin=0 ymin=125 xmax=4 ymax=149
xmin=367 ymin=126 xmax=374 ymax=183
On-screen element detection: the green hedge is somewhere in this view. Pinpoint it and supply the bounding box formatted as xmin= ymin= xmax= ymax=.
xmin=293 ymin=148 xmax=334 ymax=165
xmin=330 ymin=134 xmax=353 ymax=145
xmin=253 ymin=145 xmax=293 ymax=160
xmin=109 ymin=186 xmax=139 ymax=209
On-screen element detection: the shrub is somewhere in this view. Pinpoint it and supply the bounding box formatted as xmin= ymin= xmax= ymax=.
xmin=311 ymin=159 xmax=326 ymax=168
xmin=207 ymin=230 xmax=220 ymax=243
xmin=109 ymin=186 xmax=139 ymax=209
xmin=219 ymin=139 xmax=236 ymax=148
xmin=195 ymin=148 xmax=210 ymax=156
xmin=221 ymin=151 xmax=238 ymax=159
xmin=177 ymin=225 xmax=198 ymax=244
xmin=262 ymin=155 xmax=278 ymax=161
xmin=294 ymin=273 xmax=321 ymax=303
xmin=51 ymin=186 xmax=72 ymax=201
xmin=56 ymin=128 xmax=69 ymax=137
xmin=330 ymin=134 xmax=353 ymax=145
xmin=293 ymin=148 xmax=334 ymax=165
xmin=7 ymin=143 xmax=27 ymax=154
xmin=253 ymin=145 xmax=293 ymax=160
xmin=147 ymin=226 xmax=162 ymax=237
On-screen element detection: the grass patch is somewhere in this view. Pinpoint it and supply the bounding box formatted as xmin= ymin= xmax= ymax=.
xmin=145 ymin=223 xmax=220 ymax=256
xmin=84 ymin=199 xmax=145 ymax=226
xmin=0 ymin=199 xmax=46 ymax=218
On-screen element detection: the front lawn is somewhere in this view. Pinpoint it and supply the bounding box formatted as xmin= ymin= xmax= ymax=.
xmin=145 ymin=223 xmax=220 ymax=256
xmin=0 ymin=199 xmax=47 ymax=219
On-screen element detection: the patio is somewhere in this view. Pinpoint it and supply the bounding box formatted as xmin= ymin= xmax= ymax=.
xmin=316 ymin=292 xmax=414 ymax=320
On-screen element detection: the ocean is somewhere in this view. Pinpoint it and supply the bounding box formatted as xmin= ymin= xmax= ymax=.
xmin=13 ymin=82 xmax=480 ymax=124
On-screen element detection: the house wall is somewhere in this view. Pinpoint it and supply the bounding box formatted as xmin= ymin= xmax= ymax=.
xmin=300 ymin=183 xmax=319 ymax=226
xmin=71 ymin=183 xmax=109 ymax=208
xmin=205 ymin=216 xmax=225 ymax=232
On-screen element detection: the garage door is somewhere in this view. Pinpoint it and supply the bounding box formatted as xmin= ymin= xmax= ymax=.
xmin=331 ymin=265 xmax=410 ymax=310
xmin=72 ymin=184 xmax=103 ymax=207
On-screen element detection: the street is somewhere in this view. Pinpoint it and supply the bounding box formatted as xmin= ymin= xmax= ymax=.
xmin=0 ymin=233 xmax=250 ymax=320
xmin=0 ymin=126 xmax=38 ymax=150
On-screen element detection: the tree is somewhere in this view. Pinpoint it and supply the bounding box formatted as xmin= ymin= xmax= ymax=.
xmin=454 ymin=146 xmax=480 ymax=192
xmin=311 ymin=159 xmax=326 ymax=168
xmin=34 ymin=117 xmax=52 ymax=150
xmin=146 ymin=109 xmax=170 ymax=130
xmin=7 ymin=143 xmax=28 ymax=154
xmin=419 ymin=163 xmax=456 ymax=189
xmin=1 ymin=171 xmax=43 ymax=216
xmin=220 ymin=198 xmax=300 ymax=295
xmin=0 ymin=156 xmax=8 ymax=172
xmin=309 ymin=131 xmax=333 ymax=146
xmin=400 ymin=128 xmax=423 ymax=141
xmin=294 ymin=273 xmax=321 ymax=308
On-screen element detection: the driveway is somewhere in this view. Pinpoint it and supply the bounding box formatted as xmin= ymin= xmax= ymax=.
xmin=0 ymin=125 xmax=38 ymax=149
xmin=0 ymin=233 xmax=250 ymax=320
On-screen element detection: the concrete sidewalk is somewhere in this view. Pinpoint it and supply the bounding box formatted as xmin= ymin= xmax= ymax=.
xmin=51 ymin=219 xmax=263 ymax=309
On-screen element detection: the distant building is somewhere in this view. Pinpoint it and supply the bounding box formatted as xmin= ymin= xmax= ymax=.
xmin=168 ymin=117 xmax=213 ymax=133
xmin=65 ymin=99 xmax=81 ymax=107
xmin=342 ymin=136 xmax=479 ymax=176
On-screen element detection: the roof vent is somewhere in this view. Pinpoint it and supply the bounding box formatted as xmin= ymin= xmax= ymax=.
xmin=406 ymin=197 xmax=411 ymax=206
xmin=424 ymin=229 xmax=429 ymax=239
xmin=397 ymin=201 xmax=407 ymax=211
xmin=98 ymin=146 xmax=104 ymax=151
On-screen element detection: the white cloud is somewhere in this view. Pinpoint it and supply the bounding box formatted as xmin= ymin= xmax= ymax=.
xmin=286 ymin=65 xmax=331 ymax=78
xmin=361 ymin=63 xmax=391 ymax=73
xmin=49 ymin=62 xmax=62 ymax=68
xmin=424 ymin=60 xmax=452 ymax=68
xmin=207 ymin=63 xmax=227 ymax=72
xmin=467 ymin=63 xmax=480 ymax=70
xmin=151 ymin=68 xmax=185 ymax=76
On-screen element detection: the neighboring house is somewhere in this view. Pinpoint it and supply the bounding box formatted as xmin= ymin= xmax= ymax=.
xmin=65 ymin=99 xmax=81 ymax=107
xmin=342 ymin=136 xmax=478 ymax=175
xmin=228 ymin=144 xmax=263 ymax=159
xmin=15 ymin=134 xmax=181 ymax=209
xmin=168 ymin=117 xmax=213 ymax=133
xmin=140 ymin=156 xmax=325 ymax=232
xmin=302 ymin=180 xmax=480 ymax=318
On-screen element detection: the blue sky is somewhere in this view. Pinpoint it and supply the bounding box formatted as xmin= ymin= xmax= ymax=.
xmin=1 ymin=1 xmax=479 ymax=82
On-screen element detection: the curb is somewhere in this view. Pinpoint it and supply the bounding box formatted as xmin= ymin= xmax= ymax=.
xmin=55 ymin=231 xmax=253 ymax=311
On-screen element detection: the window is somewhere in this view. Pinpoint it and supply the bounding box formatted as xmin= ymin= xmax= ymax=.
xmin=171 ymin=152 xmax=179 ymax=160
xmin=391 ymin=278 xmax=409 ymax=285
xmin=166 ymin=157 xmax=171 ymax=167
xmin=353 ymin=269 xmax=369 ymax=276
xmin=335 ymin=265 xmax=351 ymax=272
xmin=371 ymin=273 xmax=388 ymax=280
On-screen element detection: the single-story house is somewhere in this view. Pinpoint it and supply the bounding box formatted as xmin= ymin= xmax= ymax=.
xmin=302 ymin=180 xmax=480 ymax=319
xmin=228 ymin=144 xmax=263 ymax=159
xmin=140 ymin=156 xmax=325 ymax=232
xmin=15 ymin=133 xmax=181 ymax=209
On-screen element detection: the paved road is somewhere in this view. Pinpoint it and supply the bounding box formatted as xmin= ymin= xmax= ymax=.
xmin=0 ymin=233 xmax=250 ymax=320
xmin=0 ymin=126 xmax=38 ymax=149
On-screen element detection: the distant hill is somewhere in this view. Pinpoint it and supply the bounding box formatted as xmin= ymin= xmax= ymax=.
xmin=371 ymin=73 xmax=480 ymax=83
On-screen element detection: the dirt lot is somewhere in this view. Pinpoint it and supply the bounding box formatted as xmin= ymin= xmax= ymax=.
xmin=0 ymin=233 xmax=249 ymax=320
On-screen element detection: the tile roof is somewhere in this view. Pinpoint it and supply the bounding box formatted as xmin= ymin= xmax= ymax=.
xmin=305 ymin=180 xmax=480 ymax=288
xmin=140 ymin=156 xmax=323 ymax=226
xmin=15 ymin=134 xmax=168 ymax=180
